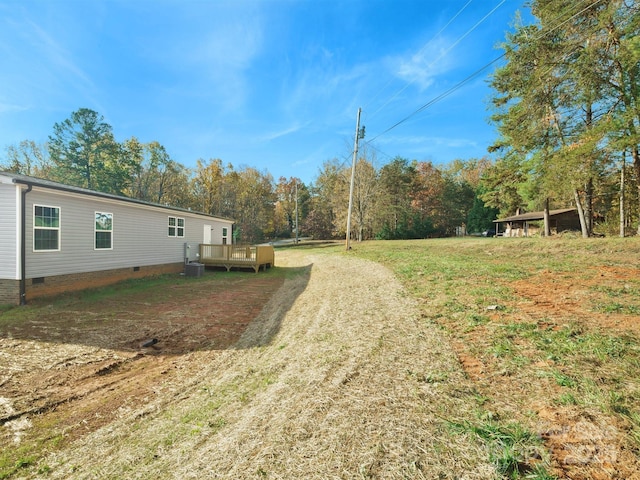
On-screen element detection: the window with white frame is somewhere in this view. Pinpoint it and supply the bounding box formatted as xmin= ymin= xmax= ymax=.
xmin=34 ymin=205 xmax=60 ymax=251
xmin=168 ymin=216 xmax=185 ymax=237
xmin=95 ymin=212 xmax=113 ymax=249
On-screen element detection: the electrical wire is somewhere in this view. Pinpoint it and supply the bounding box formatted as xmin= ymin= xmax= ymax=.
xmin=364 ymin=142 xmax=396 ymax=163
xmin=363 ymin=0 xmax=475 ymax=117
xmin=367 ymin=0 xmax=507 ymax=121
xmin=366 ymin=56 xmax=504 ymax=144
xmin=364 ymin=0 xmax=605 ymax=147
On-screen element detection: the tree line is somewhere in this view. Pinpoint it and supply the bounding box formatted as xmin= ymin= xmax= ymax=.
xmin=1 ymin=108 xmax=498 ymax=243
xmin=3 ymin=0 xmax=638 ymax=240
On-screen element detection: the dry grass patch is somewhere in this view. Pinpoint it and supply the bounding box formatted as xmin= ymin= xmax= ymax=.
xmin=5 ymin=249 xmax=497 ymax=479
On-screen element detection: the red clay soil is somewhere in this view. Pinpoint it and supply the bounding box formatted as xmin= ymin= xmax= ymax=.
xmin=448 ymin=264 xmax=640 ymax=480
xmin=512 ymin=266 xmax=640 ymax=335
xmin=0 ymin=272 xmax=285 ymax=451
xmin=512 ymin=266 xmax=640 ymax=480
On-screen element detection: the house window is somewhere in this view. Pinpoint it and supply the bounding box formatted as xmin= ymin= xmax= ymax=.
xmin=34 ymin=205 xmax=60 ymax=251
xmin=95 ymin=212 xmax=113 ymax=249
xmin=168 ymin=216 xmax=185 ymax=237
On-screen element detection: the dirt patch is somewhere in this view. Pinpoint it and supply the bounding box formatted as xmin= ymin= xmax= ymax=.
xmin=511 ymin=266 xmax=640 ymax=335
xmin=442 ymin=264 xmax=640 ymax=480
xmin=0 ymin=272 xmax=285 ymax=454
xmin=2 ymin=250 xmax=495 ymax=479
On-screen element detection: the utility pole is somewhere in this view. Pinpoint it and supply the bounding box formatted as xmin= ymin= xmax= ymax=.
xmin=295 ymin=179 xmax=299 ymax=244
xmin=346 ymin=107 xmax=364 ymax=250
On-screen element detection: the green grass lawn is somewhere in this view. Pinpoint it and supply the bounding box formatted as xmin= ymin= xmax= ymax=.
xmin=2 ymin=237 xmax=639 ymax=479
xmin=343 ymin=237 xmax=640 ymax=479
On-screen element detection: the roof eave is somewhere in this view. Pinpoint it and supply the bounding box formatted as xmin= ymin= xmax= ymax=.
xmin=4 ymin=172 xmax=234 ymax=223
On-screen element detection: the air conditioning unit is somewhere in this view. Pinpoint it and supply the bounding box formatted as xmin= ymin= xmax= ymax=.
xmin=185 ymin=262 xmax=204 ymax=277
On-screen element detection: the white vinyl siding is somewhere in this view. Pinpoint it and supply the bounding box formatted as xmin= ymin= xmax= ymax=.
xmin=0 ymin=184 xmax=19 ymax=279
xmin=22 ymin=188 xmax=232 ymax=278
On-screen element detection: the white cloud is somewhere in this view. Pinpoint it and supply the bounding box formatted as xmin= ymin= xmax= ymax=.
xmin=280 ymin=57 xmax=371 ymax=128
xmin=25 ymin=19 xmax=93 ymax=88
xmin=0 ymin=9 xmax=104 ymax=115
xmin=393 ymin=37 xmax=455 ymax=90
xmin=188 ymin=20 xmax=263 ymax=71
xmin=0 ymin=102 xmax=29 ymax=114
xmin=258 ymin=123 xmax=306 ymax=142
xmin=152 ymin=11 xmax=265 ymax=114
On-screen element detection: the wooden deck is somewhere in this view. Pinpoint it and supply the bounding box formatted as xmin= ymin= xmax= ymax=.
xmin=198 ymin=244 xmax=275 ymax=273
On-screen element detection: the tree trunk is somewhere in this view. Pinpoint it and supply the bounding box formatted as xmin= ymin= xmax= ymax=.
xmin=543 ymin=198 xmax=551 ymax=237
xmin=620 ymin=154 xmax=625 ymax=238
xmin=633 ymin=146 xmax=640 ymax=236
xmin=585 ymin=177 xmax=594 ymax=235
xmin=574 ymin=189 xmax=589 ymax=238
xmin=85 ymin=163 xmax=92 ymax=190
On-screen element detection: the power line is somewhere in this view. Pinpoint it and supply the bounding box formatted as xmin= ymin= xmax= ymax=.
xmin=362 ymin=142 xmax=396 ymax=163
xmin=363 ymin=0 xmax=475 ymax=118
xmin=364 ymin=0 xmax=604 ymax=147
xmin=367 ymin=0 xmax=506 ymax=121
xmin=366 ymin=55 xmax=505 ymax=144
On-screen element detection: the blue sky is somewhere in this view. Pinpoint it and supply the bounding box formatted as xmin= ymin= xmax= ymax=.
xmin=0 ymin=0 xmax=530 ymax=185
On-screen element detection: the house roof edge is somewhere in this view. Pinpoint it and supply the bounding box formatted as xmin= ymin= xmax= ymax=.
xmin=495 ymin=208 xmax=577 ymax=223
xmin=1 ymin=172 xmax=234 ymax=223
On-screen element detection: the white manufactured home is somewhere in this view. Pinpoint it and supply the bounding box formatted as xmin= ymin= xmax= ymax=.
xmin=0 ymin=172 xmax=234 ymax=305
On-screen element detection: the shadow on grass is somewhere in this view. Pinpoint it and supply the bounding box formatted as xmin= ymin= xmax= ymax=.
xmin=0 ymin=263 xmax=312 ymax=355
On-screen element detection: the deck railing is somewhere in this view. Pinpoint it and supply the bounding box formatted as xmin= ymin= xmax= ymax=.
xmin=198 ymin=244 xmax=275 ymax=272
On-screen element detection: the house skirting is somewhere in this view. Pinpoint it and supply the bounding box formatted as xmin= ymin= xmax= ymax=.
xmin=0 ymin=279 xmax=20 ymax=306
xmin=0 ymin=263 xmax=185 ymax=305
